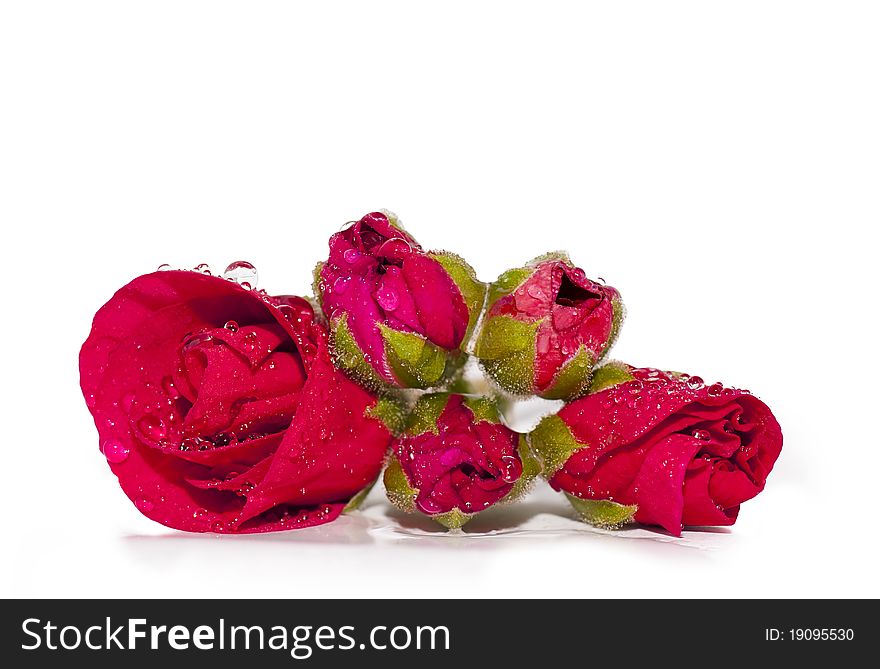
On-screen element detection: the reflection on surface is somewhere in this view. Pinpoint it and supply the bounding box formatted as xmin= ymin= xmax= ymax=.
xmin=124 ymin=486 xmax=729 ymax=553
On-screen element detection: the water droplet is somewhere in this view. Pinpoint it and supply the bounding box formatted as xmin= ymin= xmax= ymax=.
xmin=343 ymin=248 xmax=362 ymax=264
xmin=210 ymin=521 xmax=226 ymax=533
xmin=376 ymin=288 xmax=399 ymax=311
xmin=526 ymin=284 xmax=546 ymax=300
xmin=333 ymin=276 xmax=351 ymax=294
xmin=193 ymin=263 xmax=212 ymax=275
xmin=162 ymin=377 xmax=179 ymax=399
xmin=707 ymin=382 xmax=723 ymax=396
xmin=223 ymin=261 xmax=258 ymax=289
xmin=102 ymin=439 xmax=130 ymax=463
xmin=156 ymin=263 xmax=172 ymax=271
xmin=137 ymin=416 xmax=167 ymax=441
xmin=193 ymin=508 xmax=208 ymax=519
xmin=378 ymin=238 xmax=413 ymax=258
xmin=135 ymin=497 xmax=154 ymax=513
xmin=224 ymin=320 xmax=239 ymax=332
xmin=570 ymin=268 xmax=586 ymax=281
xmin=686 ymin=376 xmax=704 ymax=390
xmin=692 ymin=428 xmax=711 ymax=441
xmin=241 ymin=331 xmax=258 ymax=352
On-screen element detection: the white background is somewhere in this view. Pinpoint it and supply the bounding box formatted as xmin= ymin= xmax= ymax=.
xmin=2 ymin=1 xmax=878 ymax=598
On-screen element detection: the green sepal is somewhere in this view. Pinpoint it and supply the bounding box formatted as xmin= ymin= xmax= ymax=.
xmin=330 ymin=314 xmax=387 ymax=391
xmin=343 ymin=478 xmax=378 ymax=513
xmin=588 ymin=361 xmax=634 ymax=394
xmin=474 ymin=316 xmax=540 ymax=395
xmin=432 ymin=508 xmax=473 ymax=529
xmin=542 ymin=345 xmax=595 ymax=400
xmin=380 ymin=325 xmax=449 ymax=389
xmin=487 ymin=267 xmax=534 ymax=310
xmin=565 ymin=493 xmax=638 ymax=529
xmin=462 ymin=395 xmax=502 ymax=424
xmin=380 ymin=209 xmax=409 ymax=235
xmin=599 ymin=295 xmax=625 ymax=360
xmin=527 ymin=250 xmax=573 ymax=267
xmin=503 ymin=435 xmax=543 ymax=503
xmin=406 ymin=393 xmax=452 ymax=436
xmin=312 ymin=261 xmax=326 ymax=303
xmin=429 ymin=251 xmax=486 ymax=344
xmin=365 ymin=395 xmax=408 ymax=436
xmin=383 ymin=455 xmax=418 ymax=513
xmin=529 ymin=414 xmax=585 ymax=479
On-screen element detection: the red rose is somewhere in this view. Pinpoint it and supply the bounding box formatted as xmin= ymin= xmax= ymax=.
xmin=384 ymin=393 xmax=541 ymax=528
xmin=529 ymin=363 xmax=783 ymax=535
xmin=474 ymin=252 xmax=623 ymax=400
xmin=80 ymin=270 xmax=398 ymax=533
xmin=314 ymin=211 xmax=485 ymax=390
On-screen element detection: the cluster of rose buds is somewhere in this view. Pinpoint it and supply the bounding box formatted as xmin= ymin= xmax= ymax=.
xmin=81 ymin=210 xmax=782 ymax=536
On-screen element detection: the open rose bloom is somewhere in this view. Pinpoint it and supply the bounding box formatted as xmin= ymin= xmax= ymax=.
xmin=475 ymin=252 xmax=623 ymax=400
xmin=529 ymin=363 xmax=783 ymax=535
xmin=80 ymin=270 xmax=400 ymax=533
xmin=314 ymin=211 xmax=485 ymax=390
xmin=384 ymin=393 xmax=541 ymax=528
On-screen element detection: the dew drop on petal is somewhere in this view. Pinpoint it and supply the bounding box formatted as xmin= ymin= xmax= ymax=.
xmin=157 ymin=263 xmax=172 ymax=271
xmin=343 ymin=249 xmax=362 ymax=264
xmin=686 ymin=376 xmax=704 ymax=390
xmin=193 ymin=263 xmax=212 ymax=275
xmin=137 ymin=416 xmax=167 ymax=441
xmin=135 ymin=497 xmax=154 ymax=513
xmin=224 ymin=320 xmax=239 ymax=332
xmin=376 ymin=288 xmax=399 ymax=311
xmin=333 ymin=276 xmax=351 ymax=294
xmin=223 ymin=261 xmax=258 ymax=289
xmin=102 ymin=439 xmax=130 ymax=463
xmin=692 ymin=428 xmax=711 ymax=441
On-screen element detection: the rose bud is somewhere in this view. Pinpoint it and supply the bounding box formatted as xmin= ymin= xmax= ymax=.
xmin=80 ymin=269 xmax=404 ymax=533
xmin=474 ymin=252 xmax=623 ymax=400
xmin=314 ymin=211 xmax=485 ymax=390
xmin=384 ymin=393 xmax=540 ymax=529
xmin=529 ymin=363 xmax=783 ymax=535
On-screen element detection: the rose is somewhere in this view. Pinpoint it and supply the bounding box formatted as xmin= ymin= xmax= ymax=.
xmin=384 ymin=393 xmax=541 ymax=528
xmin=314 ymin=211 xmax=485 ymax=390
xmin=529 ymin=363 xmax=783 ymax=535
xmin=80 ymin=270 xmax=401 ymax=533
xmin=474 ymin=252 xmax=623 ymax=400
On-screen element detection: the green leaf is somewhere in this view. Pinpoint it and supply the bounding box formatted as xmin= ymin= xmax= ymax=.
xmin=462 ymin=395 xmax=502 ymax=424
xmin=528 ymin=414 xmax=584 ymax=478
xmin=542 ymin=345 xmax=595 ymax=400
xmin=599 ymin=295 xmax=625 ymax=360
xmin=311 ymin=261 xmax=326 ymax=303
xmin=503 ymin=436 xmax=543 ymax=502
xmin=433 ymin=508 xmax=473 ymax=529
xmin=474 ymin=316 xmax=539 ymax=395
xmin=330 ymin=314 xmax=387 ymax=391
xmin=365 ymin=395 xmax=408 ymax=435
xmin=343 ymin=478 xmax=378 ymax=513
xmin=406 ymin=393 xmax=452 ymax=436
xmin=383 ymin=455 xmax=418 ymax=513
xmin=588 ymin=361 xmax=634 ymax=394
xmin=565 ymin=494 xmax=637 ymax=529
xmin=380 ymin=325 xmax=449 ymax=389
xmin=526 ymin=250 xmax=572 ymax=267
xmin=487 ymin=267 xmax=534 ymax=309
xmin=429 ymin=251 xmax=486 ymax=344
